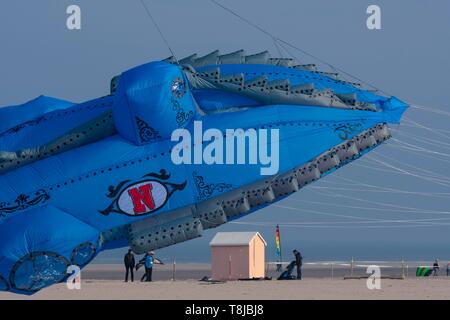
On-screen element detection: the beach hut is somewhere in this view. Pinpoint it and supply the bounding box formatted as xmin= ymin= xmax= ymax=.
xmin=210 ymin=231 xmax=267 ymax=280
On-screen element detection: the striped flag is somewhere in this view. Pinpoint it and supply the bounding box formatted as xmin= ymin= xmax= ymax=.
xmin=275 ymin=224 xmax=281 ymax=257
xmin=275 ymin=224 xmax=282 ymax=271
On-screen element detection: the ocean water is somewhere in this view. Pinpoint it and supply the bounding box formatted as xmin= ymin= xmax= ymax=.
xmin=94 ymin=239 xmax=450 ymax=265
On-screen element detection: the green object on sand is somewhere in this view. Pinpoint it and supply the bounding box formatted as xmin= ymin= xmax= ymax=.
xmin=416 ymin=266 xmax=433 ymax=277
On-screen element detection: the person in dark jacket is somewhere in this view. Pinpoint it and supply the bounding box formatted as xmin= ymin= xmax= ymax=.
xmin=124 ymin=249 xmax=135 ymax=282
xmin=293 ymin=250 xmax=303 ymax=280
xmin=433 ymin=259 xmax=440 ymax=276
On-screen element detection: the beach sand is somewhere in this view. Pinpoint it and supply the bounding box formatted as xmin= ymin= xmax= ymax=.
xmin=1 ymin=278 xmax=450 ymax=300
xmin=1 ymin=263 xmax=450 ymax=300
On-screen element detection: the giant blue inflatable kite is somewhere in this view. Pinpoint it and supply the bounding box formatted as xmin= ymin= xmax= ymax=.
xmin=0 ymin=50 xmax=408 ymax=293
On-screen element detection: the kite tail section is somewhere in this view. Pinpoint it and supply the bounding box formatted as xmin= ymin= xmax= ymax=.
xmin=0 ymin=205 xmax=100 ymax=294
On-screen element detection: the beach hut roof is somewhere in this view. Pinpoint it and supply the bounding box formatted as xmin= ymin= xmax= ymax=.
xmin=209 ymin=232 xmax=267 ymax=247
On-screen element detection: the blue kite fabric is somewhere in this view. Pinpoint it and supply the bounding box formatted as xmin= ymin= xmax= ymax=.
xmin=0 ymin=50 xmax=408 ymax=294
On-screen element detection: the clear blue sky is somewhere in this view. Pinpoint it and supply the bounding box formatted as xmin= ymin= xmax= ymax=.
xmin=1 ymin=0 xmax=450 ymax=262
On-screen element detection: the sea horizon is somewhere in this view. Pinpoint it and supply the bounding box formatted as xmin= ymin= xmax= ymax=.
xmin=93 ymin=242 xmax=450 ymax=265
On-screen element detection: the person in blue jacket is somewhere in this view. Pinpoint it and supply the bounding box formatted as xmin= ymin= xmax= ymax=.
xmin=140 ymin=251 xmax=154 ymax=282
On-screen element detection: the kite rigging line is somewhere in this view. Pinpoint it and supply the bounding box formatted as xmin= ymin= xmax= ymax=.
xmin=208 ymin=0 xmax=391 ymax=96
xmin=139 ymin=0 xmax=179 ymax=64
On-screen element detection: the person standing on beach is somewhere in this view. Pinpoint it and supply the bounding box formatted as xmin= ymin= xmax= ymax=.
xmin=447 ymin=262 xmax=450 ymax=276
xmin=433 ymin=259 xmax=440 ymax=276
xmin=124 ymin=249 xmax=135 ymax=282
xmin=140 ymin=251 xmax=154 ymax=282
xmin=139 ymin=253 xmax=148 ymax=282
xmin=293 ymin=250 xmax=303 ymax=280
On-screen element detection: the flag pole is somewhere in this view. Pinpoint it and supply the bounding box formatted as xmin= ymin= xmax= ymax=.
xmin=279 ymin=224 xmax=283 ymax=267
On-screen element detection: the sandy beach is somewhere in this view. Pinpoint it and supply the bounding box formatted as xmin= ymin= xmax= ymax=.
xmin=1 ymin=263 xmax=450 ymax=300
xmin=57 ymin=262 xmax=419 ymax=281
xmin=2 ymin=278 xmax=450 ymax=300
